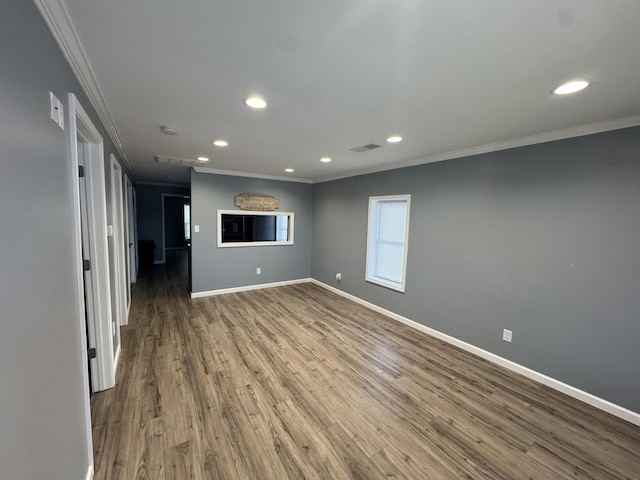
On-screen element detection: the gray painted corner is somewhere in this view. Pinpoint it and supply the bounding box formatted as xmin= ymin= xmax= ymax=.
xmin=312 ymin=126 xmax=640 ymax=412
xmin=190 ymin=172 xmax=313 ymax=293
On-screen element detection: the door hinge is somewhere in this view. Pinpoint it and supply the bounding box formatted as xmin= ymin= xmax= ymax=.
xmin=78 ymin=165 xmax=85 ymax=177
xmin=83 ymin=259 xmax=91 ymax=271
xmin=88 ymin=347 xmax=97 ymax=359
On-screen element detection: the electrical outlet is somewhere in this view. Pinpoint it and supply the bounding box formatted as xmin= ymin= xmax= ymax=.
xmin=336 ymin=273 xmax=342 ymax=281
xmin=194 ymin=225 xmax=200 ymax=232
xmin=502 ymin=329 xmax=513 ymax=343
xmin=256 ymin=267 xmax=261 ymax=275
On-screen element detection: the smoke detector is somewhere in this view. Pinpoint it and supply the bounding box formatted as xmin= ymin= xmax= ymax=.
xmin=161 ymin=126 xmax=178 ymax=135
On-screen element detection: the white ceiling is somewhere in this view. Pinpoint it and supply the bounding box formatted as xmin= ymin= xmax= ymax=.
xmin=41 ymin=0 xmax=640 ymax=185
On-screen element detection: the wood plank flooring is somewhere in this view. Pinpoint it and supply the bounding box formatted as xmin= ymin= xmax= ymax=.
xmin=91 ymin=251 xmax=640 ymax=479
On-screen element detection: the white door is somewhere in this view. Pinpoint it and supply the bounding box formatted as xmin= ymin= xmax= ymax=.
xmin=77 ymin=140 xmax=100 ymax=391
xmin=110 ymin=156 xmax=128 ymax=328
xmin=69 ymin=93 xmax=115 ymax=393
xmin=126 ymin=177 xmax=138 ymax=284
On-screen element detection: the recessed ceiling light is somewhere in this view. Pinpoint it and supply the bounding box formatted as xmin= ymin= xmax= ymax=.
xmin=197 ymin=156 xmax=209 ymax=162
xmin=285 ymin=168 xmax=294 ymax=173
xmin=320 ymin=157 xmax=332 ymax=163
xmin=552 ymin=80 xmax=590 ymax=95
xmin=161 ymin=126 xmax=178 ymax=135
xmin=212 ymin=139 xmax=228 ymax=147
xmin=387 ymin=135 xmax=402 ymax=143
xmin=245 ymin=96 xmax=267 ymax=109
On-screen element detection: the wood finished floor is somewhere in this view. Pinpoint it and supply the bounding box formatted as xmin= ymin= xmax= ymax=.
xmin=91 ymin=252 xmax=640 ymax=479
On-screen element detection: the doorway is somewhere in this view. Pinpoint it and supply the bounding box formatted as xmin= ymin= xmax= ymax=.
xmin=69 ymin=94 xmax=115 ymax=394
xmin=125 ymin=176 xmax=138 ymax=286
xmin=161 ymin=193 xmax=191 ymax=264
xmin=109 ymin=155 xmax=128 ymax=335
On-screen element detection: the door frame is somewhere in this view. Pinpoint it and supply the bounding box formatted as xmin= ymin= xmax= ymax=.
xmin=126 ymin=176 xmax=138 ymax=285
xmin=68 ymin=93 xmax=115 ymax=396
xmin=160 ymin=193 xmax=190 ymax=264
xmin=110 ymin=154 xmax=128 ymax=329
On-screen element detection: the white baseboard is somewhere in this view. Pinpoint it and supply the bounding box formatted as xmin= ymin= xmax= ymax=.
xmin=311 ymin=279 xmax=640 ymax=427
xmin=191 ymin=278 xmax=312 ymax=298
xmin=85 ymin=463 xmax=94 ymax=480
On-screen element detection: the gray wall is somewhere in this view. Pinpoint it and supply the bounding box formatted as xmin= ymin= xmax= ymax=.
xmin=0 ymin=1 xmax=125 ymax=478
xmin=136 ymin=184 xmax=190 ymax=263
xmin=191 ymin=172 xmax=313 ymax=293
xmin=312 ymin=127 xmax=640 ymax=412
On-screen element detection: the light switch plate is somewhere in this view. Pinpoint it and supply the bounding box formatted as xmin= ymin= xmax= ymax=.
xmin=49 ymin=91 xmax=59 ymax=125
xmin=49 ymin=91 xmax=64 ymax=130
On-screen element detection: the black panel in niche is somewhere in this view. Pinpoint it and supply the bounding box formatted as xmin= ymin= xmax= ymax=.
xmin=221 ymin=214 xmax=287 ymax=243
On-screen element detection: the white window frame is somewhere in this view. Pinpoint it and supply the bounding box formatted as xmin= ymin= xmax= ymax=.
xmin=217 ymin=210 xmax=294 ymax=247
xmin=365 ymin=194 xmax=411 ymax=292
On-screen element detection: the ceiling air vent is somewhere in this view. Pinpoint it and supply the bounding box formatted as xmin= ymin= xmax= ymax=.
xmin=155 ymin=155 xmax=208 ymax=167
xmin=350 ymin=143 xmax=381 ymax=153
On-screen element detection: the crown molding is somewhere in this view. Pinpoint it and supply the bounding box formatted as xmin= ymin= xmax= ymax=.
xmin=315 ymin=114 xmax=640 ymax=183
xmin=193 ymin=166 xmax=314 ymax=184
xmin=33 ymin=0 xmax=135 ymax=178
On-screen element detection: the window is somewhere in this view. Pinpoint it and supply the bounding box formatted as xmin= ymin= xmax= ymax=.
xmin=183 ymin=203 xmax=191 ymax=241
xmin=366 ymin=195 xmax=411 ymax=292
xmin=217 ymin=210 xmax=294 ymax=247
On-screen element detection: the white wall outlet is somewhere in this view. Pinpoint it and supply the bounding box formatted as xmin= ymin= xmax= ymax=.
xmin=502 ymin=329 xmax=513 ymax=343
xmin=256 ymin=267 xmax=261 ymax=275
xmin=194 ymin=225 xmax=200 ymax=232
xmin=336 ymin=273 xmax=342 ymax=281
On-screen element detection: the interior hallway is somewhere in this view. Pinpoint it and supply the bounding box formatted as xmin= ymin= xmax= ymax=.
xmin=90 ymin=251 xmax=640 ymax=479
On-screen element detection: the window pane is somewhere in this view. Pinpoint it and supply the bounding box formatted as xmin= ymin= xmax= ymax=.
xmin=378 ymin=202 xmax=406 ymax=243
xmin=276 ymin=215 xmax=288 ymax=241
xmin=366 ymin=195 xmax=410 ymax=292
xmin=375 ymin=242 xmax=403 ymax=281
xmin=184 ymin=204 xmax=190 ymax=241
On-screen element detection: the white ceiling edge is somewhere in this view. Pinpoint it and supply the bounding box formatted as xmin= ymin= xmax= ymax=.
xmin=314 ymin=113 xmax=640 ymax=184
xmin=193 ymin=167 xmax=314 ymax=184
xmin=198 ymin=112 xmax=640 ymax=185
xmin=34 ymin=0 xmax=640 ymax=187
xmin=33 ymin=0 xmax=134 ymax=177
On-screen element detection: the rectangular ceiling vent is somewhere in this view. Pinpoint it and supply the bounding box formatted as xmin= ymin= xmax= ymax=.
xmin=350 ymin=143 xmax=381 ymax=153
xmin=155 ymin=155 xmax=207 ymax=167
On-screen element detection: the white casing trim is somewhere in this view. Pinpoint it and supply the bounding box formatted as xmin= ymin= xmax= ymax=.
xmin=69 ymin=94 xmax=115 ymax=393
xmin=311 ymin=279 xmax=640 ymax=427
xmin=85 ymin=464 xmax=94 ymax=480
xmin=191 ymin=278 xmax=312 ymax=298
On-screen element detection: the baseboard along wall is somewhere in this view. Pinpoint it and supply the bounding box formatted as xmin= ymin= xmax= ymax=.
xmin=190 ymin=277 xmax=640 ymax=426
xmin=311 ymin=279 xmax=640 ymax=427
